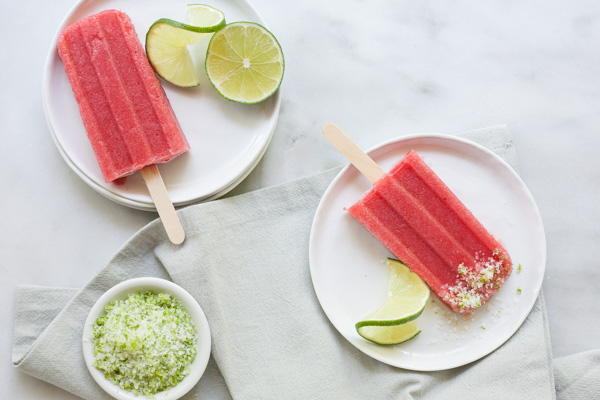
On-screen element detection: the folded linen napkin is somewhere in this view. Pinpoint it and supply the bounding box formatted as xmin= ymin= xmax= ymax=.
xmin=14 ymin=125 xmax=577 ymax=399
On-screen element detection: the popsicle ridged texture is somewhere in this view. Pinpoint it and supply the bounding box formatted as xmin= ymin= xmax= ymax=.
xmin=57 ymin=10 xmax=189 ymax=183
xmin=349 ymin=151 xmax=512 ymax=315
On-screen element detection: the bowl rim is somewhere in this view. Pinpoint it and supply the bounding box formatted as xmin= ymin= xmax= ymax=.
xmin=82 ymin=277 xmax=211 ymax=400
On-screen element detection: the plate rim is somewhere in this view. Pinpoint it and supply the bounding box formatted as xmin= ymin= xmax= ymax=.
xmin=308 ymin=132 xmax=547 ymax=371
xmin=42 ymin=0 xmax=280 ymax=211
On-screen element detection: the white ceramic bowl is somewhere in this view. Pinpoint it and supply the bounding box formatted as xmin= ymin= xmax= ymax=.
xmin=82 ymin=277 xmax=211 ymax=400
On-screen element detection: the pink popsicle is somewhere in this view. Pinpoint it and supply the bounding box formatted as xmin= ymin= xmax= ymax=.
xmin=57 ymin=9 xmax=189 ymax=183
xmin=348 ymin=150 xmax=512 ymax=314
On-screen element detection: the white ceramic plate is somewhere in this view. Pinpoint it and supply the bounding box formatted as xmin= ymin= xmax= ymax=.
xmin=82 ymin=277 xmax=211 ymax=400
xmin=43 ymin=0 xmax=279 ymax=210
xmin=309 ymin=134 xmax=546 ymax=371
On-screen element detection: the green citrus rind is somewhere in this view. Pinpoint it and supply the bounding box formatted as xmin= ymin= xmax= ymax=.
xmin=205 ymin=21 xmax=285 ymax=104
xmin=145 ymin=13 xmax=225 ymax=88
xmin=151 ymin=17 xmax=226 ymax=35
xmin=355 ymin=258 xmax=430 ymax=345
xmin=357 ymin=323 xmax=422 ymax=346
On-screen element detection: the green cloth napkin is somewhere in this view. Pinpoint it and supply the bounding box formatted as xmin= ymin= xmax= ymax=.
xmin=13 ymin=126 xmax=597 ymax=399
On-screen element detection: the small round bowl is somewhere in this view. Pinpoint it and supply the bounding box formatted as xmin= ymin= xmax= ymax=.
xmin=82 ymin=277 xmax=211 ymax=400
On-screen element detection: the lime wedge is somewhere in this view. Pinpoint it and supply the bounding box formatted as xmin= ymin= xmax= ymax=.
xmin=146 ymin=8 xmax=225 ymax=87
xmin=357 ymin=321 xmax=421 ymax=345
xmin=356 ymin=258 xmax=430 ymax=345
xmin=205 ymin=22 xmax=285 ymax=104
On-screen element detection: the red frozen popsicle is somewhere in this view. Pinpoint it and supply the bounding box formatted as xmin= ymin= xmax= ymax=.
xmin=57 ymin=10 xmax=187 ymax=244
xmin=57 ymin=9 xmax=189 ymax=183
xmin=324 ymin=124 xmax=512 ymax=315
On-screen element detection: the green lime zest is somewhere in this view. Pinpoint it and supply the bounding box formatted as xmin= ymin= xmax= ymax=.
xmin=92 ymin=291 xmax=197 ymax=397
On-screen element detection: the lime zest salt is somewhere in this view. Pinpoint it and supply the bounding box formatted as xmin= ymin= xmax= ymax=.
xmin=92 ymin=291 xmax=198 ymax=397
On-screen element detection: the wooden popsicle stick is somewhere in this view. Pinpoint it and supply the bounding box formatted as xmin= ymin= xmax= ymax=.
xmin=323 ymin=123 xmax=385 ymax=183
xmin=141 ymin=164 xmax=185 ymax=245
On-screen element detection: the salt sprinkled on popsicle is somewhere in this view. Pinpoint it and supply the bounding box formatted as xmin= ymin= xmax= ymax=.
xmin=323 ymin=124 xmax=512 ymax=315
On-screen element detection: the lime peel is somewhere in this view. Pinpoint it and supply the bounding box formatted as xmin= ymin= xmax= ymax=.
xmin=186 ymin=4 xmax=227 ymax=29
xmin=355 ymin=258 xmax=430 ymax=345
xmin=145 ymin=5 xmax=226 ymax=87
xmin=205 ymin=21 xmax=285 ymax=104
xmin=357 ymin=322 xmax=421 ymax=346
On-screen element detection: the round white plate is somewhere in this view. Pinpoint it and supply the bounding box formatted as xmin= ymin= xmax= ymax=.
xmin=43 ymin=0 xmax=279 ymax=210
xmin=309 ymin=134 xmax=546 ymax=371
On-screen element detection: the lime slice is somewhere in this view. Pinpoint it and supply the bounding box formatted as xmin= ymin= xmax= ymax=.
xmin=205 ymin=22 xmax=285 ymax=104
xmin=146 ymin=8 xmax=225 ymax=87
xmin=356 ymin=258 xmax=430 ymax=345
xmin=357 ymin=321 xmax=421 ymax=345
xmin=186 ymin=4 xmax=225 ymax=27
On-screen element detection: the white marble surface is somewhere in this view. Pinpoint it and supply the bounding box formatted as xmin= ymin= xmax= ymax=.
xmin=2 ymin=0 xmax=599 ymax=398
